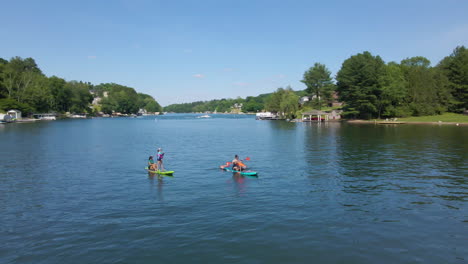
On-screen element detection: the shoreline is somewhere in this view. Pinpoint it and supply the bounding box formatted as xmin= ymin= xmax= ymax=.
xmin=347 ymin=120 xmax=468 ymax=126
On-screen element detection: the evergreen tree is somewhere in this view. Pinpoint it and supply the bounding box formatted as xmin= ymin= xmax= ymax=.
xmin=438 ymin=46 xmax=468 ymax=112
xmin=400 ymin=57 xmax=450 ymax=116
xmin=301 ymin=63 xmax=334 ymax=109
xmin=336 ymin=51 xmax=386 ymax=119
xmin=378 ymin=62 xmax=409 ymax=117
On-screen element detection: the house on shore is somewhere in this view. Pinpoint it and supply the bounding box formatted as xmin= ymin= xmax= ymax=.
xmin=0 ymin=110 xmax=22 ymax=123
xmin=302 ymin=110 xmax=342 ymax=122
xmin=299 ymin=96 xmax=310 ymax=105
xmin=300 ymin=92 xmax=343 ymax=107
xmin=7 ymin=109 xmax=22 ymax=120
xmin=331 ymin=92 xmax=343 ymax=108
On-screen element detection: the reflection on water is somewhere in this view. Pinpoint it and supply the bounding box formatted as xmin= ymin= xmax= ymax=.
xmin=333 ymin=124 xmax=467 ymax=205
xmin=1 ymin=115 xmax=467 ymax=264
xmin=300 ymin=122 xmax=468 ymax=217
xmin=266 ymin=120 xmax=297 ymax=130
xmin=231 ymin=174 xmax=247 ymax=196
xmin=148 ymin=173 xmax=164 ymax=201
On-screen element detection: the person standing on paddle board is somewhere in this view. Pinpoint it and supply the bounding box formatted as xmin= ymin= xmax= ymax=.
xmin=157 ymin=148 xmax=165 ymax=171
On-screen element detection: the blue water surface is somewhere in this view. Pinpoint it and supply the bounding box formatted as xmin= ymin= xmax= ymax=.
xmin=0 ymin=114 xmax=467 ymax=263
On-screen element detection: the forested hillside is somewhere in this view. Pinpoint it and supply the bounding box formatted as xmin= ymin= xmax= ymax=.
xmin=0 ymin=57 xmax=161 ymax=115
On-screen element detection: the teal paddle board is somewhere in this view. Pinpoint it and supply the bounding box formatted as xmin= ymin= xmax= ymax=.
xmin=145 ymin=167 xmax=174 ymax=176
xmin=223 ymin=167 xmax=258 ymax=176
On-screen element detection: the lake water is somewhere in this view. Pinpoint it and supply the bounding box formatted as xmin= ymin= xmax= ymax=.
xmin=1 ymin=114 xmax=467 ymax=264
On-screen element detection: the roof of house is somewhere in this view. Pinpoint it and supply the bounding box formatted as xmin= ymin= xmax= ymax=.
xmin=302 ymin=110 xmax=328 ymax=115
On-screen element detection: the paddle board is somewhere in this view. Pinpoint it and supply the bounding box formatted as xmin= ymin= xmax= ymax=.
xmin=145 ymin=167 xmax=174 ymax=176
xmin=223 ymin=167 xmax=258 ymax=176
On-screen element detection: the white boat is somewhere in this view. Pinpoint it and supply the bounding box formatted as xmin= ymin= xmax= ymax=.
xmin=256 ymin=112 xmax=278 ymax=120
xmin=40 ymin=116 xmax=56 ymax=120
xmin=33 ymin=113 xmax=57 ymax=120
xmin=197 ymin=114 xmax=211 ymax=118
xmin=70 ymin=114 xmax=87 ymax=119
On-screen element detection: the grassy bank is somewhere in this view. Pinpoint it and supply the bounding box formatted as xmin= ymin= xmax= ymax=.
xmin=397 ymin=113 xmax=468 ymax=123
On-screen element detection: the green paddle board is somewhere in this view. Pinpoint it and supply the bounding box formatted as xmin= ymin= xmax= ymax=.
xmin=145 ymin=167 xmax=174 ymax=176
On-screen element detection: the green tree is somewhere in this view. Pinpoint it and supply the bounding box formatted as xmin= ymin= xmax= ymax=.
xmin=265 ymin=86 xmax=299 ymax=118
xmin=137 ymin=93 xmax=162 ymax=113
xmin=336 ymin=51 xmax=386 ymax=119
xmin=144 ymin=100 xmax=162 ymax=112
xmin=301 ymin=63 xmax=334 ymax=110
xmin=438 ymin=46 xmax=468 ymax=112
xmin=265 ymin=88 xmax=285 ymax=113
xmin=0 ymin=58 xmax=8 ymax=98
xmin=23 ymin=75 xmax=54 ymax=112
xmin=279 ymin=88 xmax=299 ymax=119
xmin=48 ymin=76 xmax=70 ymax=112
xmin=95 ymin=83 xmax=139 ymax=114
xmin=100 ymin=97 xmax=116 ymax=114
xmin=378 ymin=62 xmax=408 ymax=117
xmin=0 ymin=98 xmax=34 ymax=114
xmin=66 ymin=81 xmax=93 ymax=113
xmin=1 ymin=57 xmax=43 ymax=103
xmin=242 ymin=96 xmax=263 ymax=112
xmin=400 ymin=56 xmax=450 ymax=116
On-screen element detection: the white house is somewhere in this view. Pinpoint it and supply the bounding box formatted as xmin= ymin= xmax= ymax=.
xmin=299 ymin=96 xmax=310 ymax=105
xmin=7 ymin=109 xmax=22 ymax=120
xmin=233 ymin=103 xmax=243 ymax=109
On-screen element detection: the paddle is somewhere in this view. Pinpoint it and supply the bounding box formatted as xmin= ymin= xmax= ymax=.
xmin=225 ymin=157 xmax=250 ymax=165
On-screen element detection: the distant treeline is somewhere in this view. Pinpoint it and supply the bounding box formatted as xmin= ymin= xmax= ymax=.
xmin=335 ymin=46 xmax=467 ymax=119
xmin=0 ymin=57 xmax=161 ymax=115
xmin=164 ymin=93 xmax=269 ymax=113
xmin=165 ymin=46 xmax=468 ymax=119
xmin=164 ymin=91 xmax=307 ymax=113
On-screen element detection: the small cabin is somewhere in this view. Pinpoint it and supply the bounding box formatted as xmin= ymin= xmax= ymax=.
xmin=7 ymin=109 xmax=22 ymax=120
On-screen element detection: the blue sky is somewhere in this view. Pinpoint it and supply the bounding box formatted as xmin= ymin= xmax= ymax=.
xmin=1 ymin=0 xmax=467 ymax=106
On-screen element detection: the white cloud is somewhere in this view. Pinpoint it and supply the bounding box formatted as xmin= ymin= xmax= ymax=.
xmin=193 ymin=74 xmax=205 ymax=78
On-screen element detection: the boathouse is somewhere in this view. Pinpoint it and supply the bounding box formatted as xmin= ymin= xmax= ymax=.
xmin=302 ymin=110 xmax=342 ymax=122
xmin=7 ymin=109 xmax=22 ymax=120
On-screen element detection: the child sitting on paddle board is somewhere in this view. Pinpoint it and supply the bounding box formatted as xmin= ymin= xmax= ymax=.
xmin=157 ymin=148 xmax=165 ymax=171
xmin=148 ymin=156 xmax=157 ymax=170
xmin=232 ymin=155 xmax=246 ymax=171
